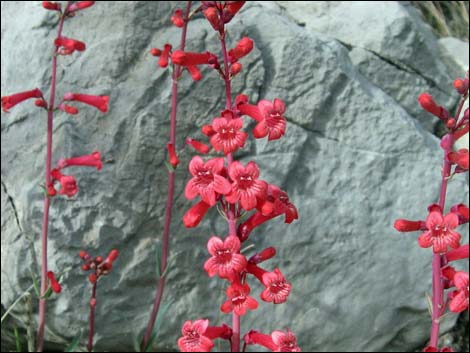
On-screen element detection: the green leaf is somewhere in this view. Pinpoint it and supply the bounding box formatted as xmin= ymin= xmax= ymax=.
xmin=1 ymin=284 xmax=34 ymax=325
xmin=164 ymin=161 xmax=175 ymax=173
xmin=64 ymin=332 xmax=82 ymax=352
xmin=155 ymin=245 xmax=162 ymax=278
xmin=30 ymin=270 xmax=41 ymax=299
xmin=14 ymin=328 xmax=22 ymax=352
xmin=144 ymin=300 xmax=174 ymax=352
xmin=161 ymin=252 xmax=181 ymax=278
xmin=41 ymin=287 xmax=53 ymax=300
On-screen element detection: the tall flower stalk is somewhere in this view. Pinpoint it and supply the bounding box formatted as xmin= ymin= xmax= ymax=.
xmin=394 ymin=72 xmax=469 ymax=352
xmin=141 ymin=2 xmax=193 ymax=351
xmin=2 ymin=1 xmax=107 ymax=351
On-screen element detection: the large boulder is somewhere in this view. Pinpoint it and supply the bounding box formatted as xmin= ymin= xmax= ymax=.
xmin=1 ymin=1 xmax=468 ymax=352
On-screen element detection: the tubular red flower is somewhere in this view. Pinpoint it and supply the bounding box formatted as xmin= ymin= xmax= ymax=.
xmin=167 ymin=143 xmax=180 ymax=169
xmin=210 ymin=116 xmax=248 ymax=154
xmin=226 ymin=161 xmax=267 ymax=210
xmin=244 ymin=331 xmax=277 ymax=351
xmin=394 ymin=219 xmax=426 ymax=232
xmin=446 ymin=244 xmax=469 ymax=262
xmin=54 ymin=37 xmax=86 ymax=54
xmin=58 ymin=103 xmax=79 ymax=115
xmin=228 ymin=37 xmax=254 ymax=63
xmin=225 ymin=1 xmax=246 ymax=17
xmin=185 ymin=156 xmax=231 ymax=206
xmin=63 ymin=93 xmax=109 ymax=112
xmin=171 ymin=9 xmax=185 ymax=28
xmin=177 ymin=319 xmax=214 ymax=352
xmin=186 ymin=138 xmax=211 ymax=154
xmin=51 ymin=169 xmax=78 ymax=198
xmin=171 ymin=50 xmax=212 ymax=67
xmin=261 ymin=268 xmax=292 ymax=304
xmin=1 ymin=88 xmax=43 ymax=112
xmin=453 ymin=78 xmax=469 ymax=95
xmin=186 ymin=66 xmax=203 ymax=81
xmin=239 ymin=212 xmax=272 ymax=241
xmin=203 ymin=235 xmax=247 ymax=279
xmin=183 ymin=200 xmax=211 ymax=228
xmin=249 ymin=247 xmax=277 ymax=264
xmin=447 ymin=149 xmax=469 ymax=171
xmin=220 ymin=282 xmax=259 ymax=316
xmin=418 ymin=210 xmax=461 ymax=253
xmin=58 ymin=151 xmax=102 ymax=170
xmin=237 ymin=100 xmax=264 ymax=121
xmin=42 ymin=1 xmax=61 ymax=11
xmin=254 ymin=99 xmax=287 ymax=140
xmin=159 ymin=44 xmax=172 ymax=68
xmin=244 ymin=329 xmax=301 ymax=352
xmin=449 ymin=271 xmax=469 ymax=313
xmin=204 ymin=324 xmax=232 ymax=341
xmin=67 ymin=1 xmax=95 ymax=12
xmin=47 ymin=271 xmax=62 ymax=293
xmin=258 ymin=184 xmax=298 ymax=223
xmin=105 ymin=249 xmax=119 ymax=264
xmin=418 ymin=93 xmax=448 ymax=120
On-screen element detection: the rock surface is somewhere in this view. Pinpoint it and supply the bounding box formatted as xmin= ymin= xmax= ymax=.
xmin=1 ymin=1 xmax=468 ymax=352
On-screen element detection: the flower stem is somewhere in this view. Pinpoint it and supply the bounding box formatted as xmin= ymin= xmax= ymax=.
xmin=220 ymin=30 xmax=241 ymax=353
xmin=36 ymin=6 xmax=68 ymax=351
xmin=87 ymin=282 xmax=97 ymax=353
xmin=140 ymin=2 xmax=192 ymax=351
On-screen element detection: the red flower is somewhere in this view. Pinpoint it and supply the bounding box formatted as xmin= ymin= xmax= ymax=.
xmin=63 ymin=93 xmax=109 ymax=112
xmin=100 ymin=249 xmax=119 ymax=273
xmin=1 ymin=88 xmax=43 ymax=112
xmin=447 ymin=149 xmax=469 ymax=171
xmin=449 ymin=271 xmax=469 ymax=313
xmin=186 ymin=66 xmax=203 ymax=81
xmin=220 ymin=282 xmax=258 ymax=316
xmin=58 ymin=151 xmax=102 ymax=170
xmin=446 ymin=244 xmax=469 ymax=262
xmin=203 ymin=235 xmax=247 ymax=279
xmin=226 ymin=161 xmax=267 ymax=210
xmin=186 ymin=138 xmax=211 ymax=154
xmin=418 ymin=93 xmax=448 ymax=120
xmin=247 ymin=264 xmax=291 ymax=304
xmin=418 ymin=210 xmax=461 ymax=253
xmin=451 ymin=204 xmax=469 ymax=225
xmin=225 ymin=1 xmax=246 ymax=18
xmin=168 ymin=143 xmax=180 ymax=168
xmin=47 ymin=271 xmax=62 ymax=293
xmin=423 ymin=346 xmax=453 ymax=352
xmin=51 ymin=169 xmax=78 ymax=198
xmin=249 ymin=247 xmax=276 ymax=265
xmin=171 ymin=9 xmax=185 ymax=27
xmin=203 ymin=7 xmax=221 ymax=31
xmin=42 ymin=2 xmax=61 ymax=11
xmin=259 ymin=185 xmax=298 ymax=223
xmin=185 ymin=156 xmax=231 ymax=206
xmin=238 ymin=97 xmax=287 ymax=140
xmin=228 ymin=37 xmax=253 ymax=63
xmin=55 ymin=37 xmax=86 ymax=55
xmin=183 ymin=200 xmax=211 ymax=228
xmin=210 ymin=115 xmax=248 ymax=154
xmin=68 ymin=1 xmax=95 ymax=12
xmin=171 ymin=51 xmax=212 ymax=67
xmin=177 ymin=319 xmax=214 ymax=352
xmin=244 ymin=330 xmax=301 ymax=352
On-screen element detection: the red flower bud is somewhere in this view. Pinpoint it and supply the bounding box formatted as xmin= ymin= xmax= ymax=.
xmin=226 ymin=1 xmax=246 ymax=17
xmin=47 ymin=184 xmax=57 ymax=197
xmin=230 ymin=62 xmax=242 ymax=76
xmin=249 ymin=247 xmax=276 ymax=264
xmin=186 ymin=65 xmax=203 ymax=81
xmin=418 ymin=93 xmax=448 ymax=120
xmin=186 ymin=137 xmax=211 ymax=154
xmin=202 ymin=124 xmax=216 ymax=137
xmin=394 ymin=219 xmax=426 ymax=232
xmin=47 ymin=271 xmax=62 ymax=293
xmin=150 ymin=48 xmax=162 ymax=57
xmin=105 ymin=249 xmax=119 ymax=264
xmin=204 ymin=7 xmax=221 ymax=31
xmin=1 ymin=88 xmax=43 ymax=112
xmin=171 ymin=50 xmax=212 ymax=66
xmin=89 ymin=273 xmax=97 ymax=284
xmin=159 ymin=44 xmax=172 ymax=68
xmin=95 ymin=256 xmax=103 ymax=264
xmin=82 ymin=264 xmax=90 ymax=271
xmin=171 ymin=9 xmax=185 ymax=28
xmin=35 ymin=99 xmax=48 ymax=109
xmin=79 ymin=250 xmax=88 ymax=259
xmin=42 ymin=1 xmax=61 ymax=11
xmin=447 ymin=149 xmax=469 ymax=171
xmin=68 ymin=1 xmax=95 ymax=13
xmin=446 ymin=244 xmax=469 ymax=262
xmin=58 ymin=103 xmax=79 ymax=115
xmin=90 ymin=298 xmax=97 ymax=308
xmin=453 ymin=78 xmax=469 ymax=95
xmin=228 ymin=37 xmax=253 ymax=63
xmin=167 ymin=143 xmax=180 ymax=168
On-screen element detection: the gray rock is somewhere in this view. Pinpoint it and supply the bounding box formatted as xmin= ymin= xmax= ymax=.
xmin=438 ymin=37 xmax=469 ymax=78
xmin=1 ymin=1 xmax=468 ymax=352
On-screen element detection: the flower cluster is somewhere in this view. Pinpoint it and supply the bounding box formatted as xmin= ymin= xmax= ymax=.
xmin=394 ymin=72 xmax=469 ymax=351
xmin=79 ymin=249 xmax=119 ymax=285
xmin=173 ymin=2 xmax=300 ymax=352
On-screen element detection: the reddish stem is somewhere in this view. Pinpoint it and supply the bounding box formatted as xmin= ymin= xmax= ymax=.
xmin=36 ymin=5 xmax=68 ymax=351
xmin=220 ymin=31 xmax=241 ymax=353
xmin=140 ymin=2 xmax=192 ymax=351
xmin=87 ymin=282 xmax=97 ymax=352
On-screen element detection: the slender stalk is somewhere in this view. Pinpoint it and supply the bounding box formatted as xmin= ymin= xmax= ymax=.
xmin=140 ymin=2 xmax=192 ymax=351
xmin=87 ymin=282 xmax=97 ymax=352
xmin=36 ymin=7 xmax=68 ymax=351
xmin=428 ymin=92 xmax=466 ymax=348
xmin=220 ymin=31 xmax=240 ymax=353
